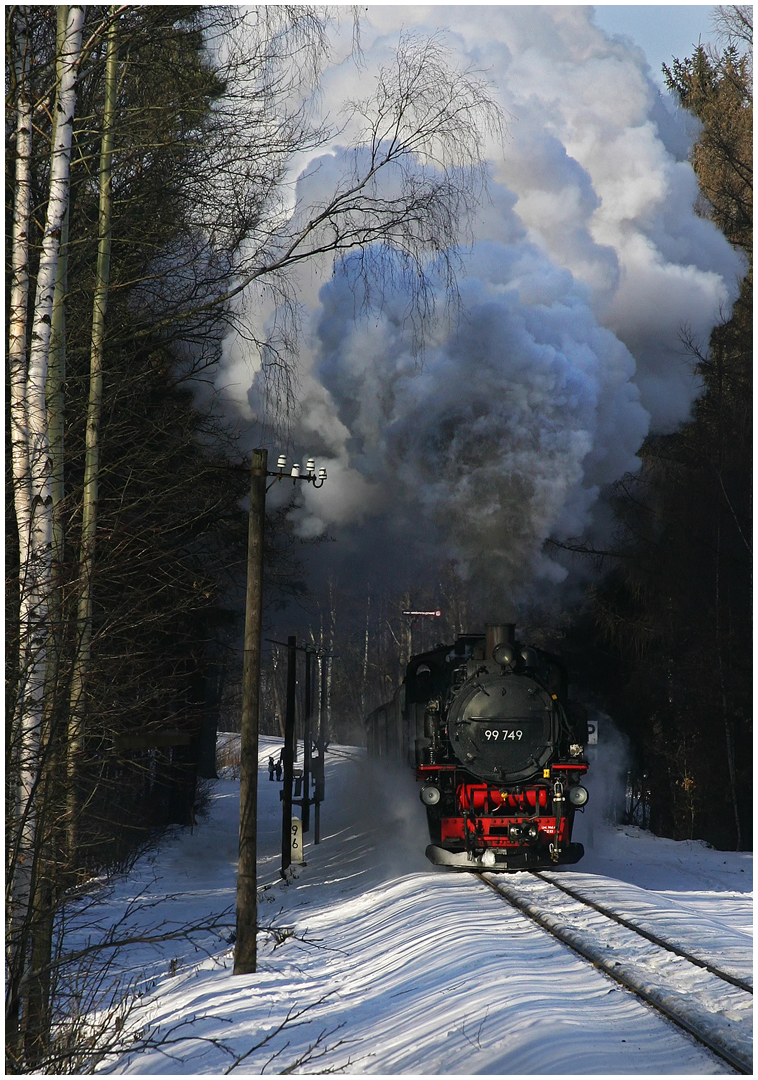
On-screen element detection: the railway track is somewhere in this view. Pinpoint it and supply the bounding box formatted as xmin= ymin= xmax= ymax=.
xmin=323 ymin=745 xmax=366 ymax=763
xmin=532 ymin=870 xmax=752 ymax=994
xmin=478 ymin=870 xmax=753 ymax=1074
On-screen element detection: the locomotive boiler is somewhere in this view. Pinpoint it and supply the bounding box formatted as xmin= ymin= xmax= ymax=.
xmin=366 ymin=624 xmax=589 ymax=871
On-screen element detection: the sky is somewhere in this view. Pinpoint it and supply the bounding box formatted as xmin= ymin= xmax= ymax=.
xmin=214 ymin=5 xmax=743 ymax=617
xmin=592 ymin=4 xmax=717 ymax=86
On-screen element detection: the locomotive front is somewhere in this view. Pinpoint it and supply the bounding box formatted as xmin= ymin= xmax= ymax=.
xmin=411 ymin=625 xmax=588 ymax=871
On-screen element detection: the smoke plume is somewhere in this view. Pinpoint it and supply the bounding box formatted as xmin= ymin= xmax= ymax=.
xmin=218 ymin=7 xmax=744 ymax=609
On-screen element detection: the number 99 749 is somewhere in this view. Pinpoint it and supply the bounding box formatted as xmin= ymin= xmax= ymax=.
xmin=484 ymin=728 xmax=523 ymax=741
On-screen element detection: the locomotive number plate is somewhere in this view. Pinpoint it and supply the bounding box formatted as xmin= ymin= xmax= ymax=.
xmin=484 ymin=728 xmax=523 ymax=741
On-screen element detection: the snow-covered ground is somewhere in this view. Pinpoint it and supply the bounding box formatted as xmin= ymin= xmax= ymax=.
xmin=78 ymin=736 xmax=751 ymax=1074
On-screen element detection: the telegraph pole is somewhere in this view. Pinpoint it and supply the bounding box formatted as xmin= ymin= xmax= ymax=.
xmin=234 ymin=453 xmax=326 ymax=975
xmin=234 ymin=449 xmax=267 ymax=975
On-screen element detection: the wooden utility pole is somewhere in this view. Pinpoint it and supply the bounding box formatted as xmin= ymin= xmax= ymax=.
xmin=234 ymin=452 xmax=326 ymax=959
xmin=234 ymin=448 xmax=267 ymax=975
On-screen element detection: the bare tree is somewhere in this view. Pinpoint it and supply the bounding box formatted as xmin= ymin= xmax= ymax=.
xmin=712 ymin=5 xmax=753 ymax=49
xmin=7 ymin=8 xmax=85 ymax=1059
xmin=120 ymin=18 xmax=503 ymax=414
xmin=6 ymin=7 xmax=502 ymax=1066
xmin=67 ymin=4 xmax=119 ymax=857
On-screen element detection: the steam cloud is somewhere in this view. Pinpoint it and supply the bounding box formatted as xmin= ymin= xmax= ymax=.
xmin=219 ymin=7 xmax=744 ymax=607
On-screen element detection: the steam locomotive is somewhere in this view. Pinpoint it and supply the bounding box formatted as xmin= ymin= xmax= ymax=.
xmin=366 ymin=624 xmax=589 ymax=871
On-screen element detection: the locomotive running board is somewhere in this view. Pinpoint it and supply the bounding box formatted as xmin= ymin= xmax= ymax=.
xmin=426 ymin=844 xmax=584 ymax=872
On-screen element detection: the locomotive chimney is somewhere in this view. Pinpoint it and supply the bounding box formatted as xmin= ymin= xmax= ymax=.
xmin=485 ymin=623 xmax=516 ymax=661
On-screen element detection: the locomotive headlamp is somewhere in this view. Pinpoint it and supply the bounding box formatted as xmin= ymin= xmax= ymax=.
xmin=568 ymin=785 xmax=589 ymax=807
xmin=420 ymin=784 xmax=441 ymax=806
xmin=492 ymin=643 xmax=516 ymax=667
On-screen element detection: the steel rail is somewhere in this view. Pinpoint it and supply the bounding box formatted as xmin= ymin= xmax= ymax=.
xmin=532 ymin=870 xmax=752 ymax=995
xmin=477 ymin=873 xmax=752 ymax=1075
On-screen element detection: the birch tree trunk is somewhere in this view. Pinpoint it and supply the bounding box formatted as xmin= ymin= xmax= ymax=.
xmin=6 ymin=3 xmax=84 ymax=1051
xmin=272 ymin=651 xmax=285 ymax=738
xmin=21 ymin=12 xmax=78 ymax=1062
xmin=45 ymin=6 xmax=72 ymax=711
xmin=17 ymin=0 xmax=83 ymax=835
xmin=360 ymin=585 xmax=370 ymax=716
xmin=8 ymin=7 xmax=33 ymax=791
xmin=68 ymin=8 xmax=119 ymax=858
xmin=6 ymin=9 xmax=34 ymax=1052
xmin=326 ymin=576 xmax=335 ymax=741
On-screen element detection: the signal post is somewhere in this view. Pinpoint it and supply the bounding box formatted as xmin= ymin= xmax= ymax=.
xmin=276 ymin=638 xmax=332 ymax=875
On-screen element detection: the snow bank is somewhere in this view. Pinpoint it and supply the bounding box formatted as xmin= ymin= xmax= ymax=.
xmin=75 ymin=737 xmax=750 ymax=1074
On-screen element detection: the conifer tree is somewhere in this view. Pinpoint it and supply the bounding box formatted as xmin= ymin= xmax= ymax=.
xmin=568 ymin=13 xmax=752 ymax=849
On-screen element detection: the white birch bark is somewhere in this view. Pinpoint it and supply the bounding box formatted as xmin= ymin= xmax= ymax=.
xmin=9 ymin=7 xmax=33 ymax=745
xmin=46 ymin=7 xmax=73 ymax=697
xmin=12 ymin=3 xmax=85 ymax=872
xmin=361 ymin=585 xmax=370 ymax=716
xmin=7 ymin=15 xmax=35 ymax=1002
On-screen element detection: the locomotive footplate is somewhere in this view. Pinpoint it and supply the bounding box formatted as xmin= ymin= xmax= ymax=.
xmin=426 ymin=842 xmax=584 ymax=872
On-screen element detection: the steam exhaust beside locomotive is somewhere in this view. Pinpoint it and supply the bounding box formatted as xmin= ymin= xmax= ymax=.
xmin=366 ymin=623 xmax=590 ymax=871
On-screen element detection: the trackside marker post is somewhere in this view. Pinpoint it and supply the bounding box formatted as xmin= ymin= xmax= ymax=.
xmin=291 ymin=817 xmax=304 ymax=863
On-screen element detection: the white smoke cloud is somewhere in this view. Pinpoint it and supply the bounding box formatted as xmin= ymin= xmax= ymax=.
xmin=297 ymin=232 xmax=649 ymax=603
xmin=218 ymin=6 xmax=744 ymax=604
